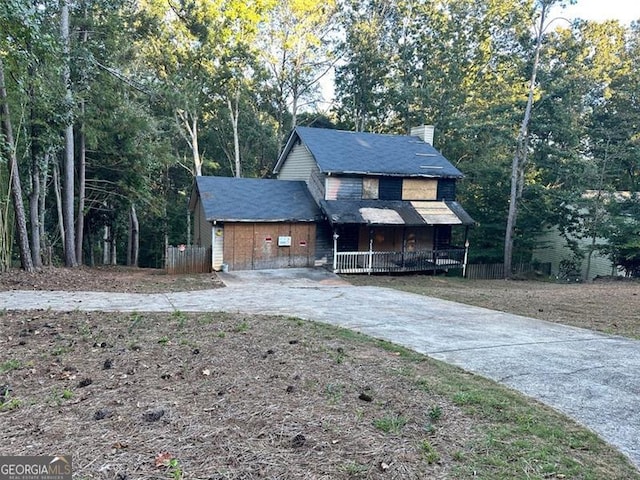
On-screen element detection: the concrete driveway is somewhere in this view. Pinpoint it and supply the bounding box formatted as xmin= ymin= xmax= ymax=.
xmin=1 ymin=267 xmax=639 ymax=468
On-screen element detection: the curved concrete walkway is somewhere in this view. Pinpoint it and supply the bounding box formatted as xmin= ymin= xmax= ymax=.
xmin=1 ymin=268 xmax=639 ymax=469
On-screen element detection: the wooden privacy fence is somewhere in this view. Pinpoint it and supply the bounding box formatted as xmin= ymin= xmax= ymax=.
xmin=165 ymin=246 xmax=210 ymax=274
xmin=466 ymin=262 xmax=551 ymax=280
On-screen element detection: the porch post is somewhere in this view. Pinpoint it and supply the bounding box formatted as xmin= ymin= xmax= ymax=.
xmin=463 ymin=239 xmax=470 ymax=278
xmin=368 ymin=237 xmax=373 ymax=274
xmin=332 ymin=231 xmax=339 ymax=272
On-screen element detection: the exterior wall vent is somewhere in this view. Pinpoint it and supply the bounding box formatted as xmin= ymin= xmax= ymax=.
xmin=410 ymin=125 xmax=435 ymax=145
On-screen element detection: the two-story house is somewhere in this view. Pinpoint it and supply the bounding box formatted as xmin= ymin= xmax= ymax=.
xmin=274 ymin=126 xmax=474 ymax=273
xmin=190 ymin=125 xmax=474 ymax=273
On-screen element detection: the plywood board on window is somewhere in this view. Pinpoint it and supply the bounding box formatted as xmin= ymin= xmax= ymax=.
xmin=362 ymin=177 xmax=379 ymax=199
xmin=402 ymin=179 xmax=437 ymax=200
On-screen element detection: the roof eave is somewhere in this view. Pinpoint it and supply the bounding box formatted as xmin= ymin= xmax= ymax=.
xmin=324 ymin=169 xmax=463 ymax=179
xmin=273 ymin=128 xmax=301 ymax=174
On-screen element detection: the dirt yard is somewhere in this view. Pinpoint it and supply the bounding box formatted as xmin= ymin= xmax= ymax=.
xmin=1 ymin=267 xmax=639 ymax=479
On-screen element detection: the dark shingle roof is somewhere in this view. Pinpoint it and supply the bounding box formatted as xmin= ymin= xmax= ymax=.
xmin=276 ymin=127 xmax=463 ymax=178
xmin=193 ymin=176 xmax=321 ymax=222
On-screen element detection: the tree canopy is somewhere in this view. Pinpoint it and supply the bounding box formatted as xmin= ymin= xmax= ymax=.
xmin=0 ymin=0 xmax=638 ymax=276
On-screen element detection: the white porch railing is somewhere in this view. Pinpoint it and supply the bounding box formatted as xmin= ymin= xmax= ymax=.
xmin=333 ymin=248 xmax=467 ymax=274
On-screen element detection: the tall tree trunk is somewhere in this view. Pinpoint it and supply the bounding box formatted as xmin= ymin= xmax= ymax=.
xmin=127 ymin=203 xmax=139 ymax=267
xmin=177 ymin=110 xmax=202 ymax=176
xmin=103 ymin=225 xmax=110 ymax=265
xmin=75 ymin=15 xmax=89 ymax=264
xmin=504 ymin=2 xmax=547 ymax=279
xmin=228 ymin=90 xmax=241 ymax=178
xmin=61 ymin=0 xmax=77 ymax=267
xmin=39 ymin=154 xmax=50 ymax=264
xmin=53 ymin=161 xmax=66 ymax=250
xmin=76 ymin=101 xmax=86 ymax=264
xmin=0 ymin=58 xmax=34 ymax=272
xmin=27 ymin=35 xmax=43 ymax=269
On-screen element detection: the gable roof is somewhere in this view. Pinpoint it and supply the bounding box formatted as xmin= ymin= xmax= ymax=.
xmin=191 ymin=176 xmax=321 ymax=223
xmin=274 ymin=126 xmax=463 ymax=178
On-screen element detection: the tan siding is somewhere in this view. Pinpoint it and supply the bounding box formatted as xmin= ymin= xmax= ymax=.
xmin=363 ymin=178 xmax=379 ymax=199
xmin=402 ymin=179 xmax=438 ymax=200
xmin=277 ymin=143 xmax=316 ymax=182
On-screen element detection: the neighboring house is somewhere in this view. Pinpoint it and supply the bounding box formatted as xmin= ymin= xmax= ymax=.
xmin=532 ymin=191 xmax=635 ymax=280
xmin=532 ymin=225 xmax=619 ymax=280
xmin=274 ymin=125 xmax=474 ymax=273
xmin=189 ymin=176 xmax=322 ymax=271
xmin=190 ymin=125 xmax=474 ymax=273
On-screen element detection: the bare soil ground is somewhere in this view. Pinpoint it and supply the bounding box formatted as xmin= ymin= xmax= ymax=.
xmin=1 ymin=267 xmax=639 ymax=479
xmin=0 ymin=266 xmax=223 ymax=293
xmin=344 ymin=274 xmax=640 ymax=339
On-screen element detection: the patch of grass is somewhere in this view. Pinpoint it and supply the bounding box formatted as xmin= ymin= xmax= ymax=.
xmin=51 ymin=346 xmax=71 ymax=356
xmin=373 ymin=414 xmax=407 ymax=434
xmin=127 ymin=312 xmax=144 ymax=333
xmin=420 ymin=439 xmax=440 ymax=464
xmin=61 ymin=389 xmax=74 ymax=400
xmin=428 ymin=405 xmax=443 ymax=422
xmin=0 ymin=397 xmax=21 ymax=411
xmin=171 ymin=310 xmax=187 ymax=330
xmin=342 ymin=461 xmax=368 ymax=476
xmin=158 ymin=336 xmax=170 ymax=345
xmin=233 ymin=321 xmax=249 ymax=333
xmin=167 ymin=458 xmax=183 ymax=480
xmin=0 ymin=359 xmax=22 ymax=373
xmin=324 ymin=383 xmax=344 ymax=404
xmin=197 ymin=313 xmax=214 ymax=325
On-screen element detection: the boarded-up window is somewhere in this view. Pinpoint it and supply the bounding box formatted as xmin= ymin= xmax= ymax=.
xmin=362 ymin=178 xmax=379 ymax=199
xmin=402 ymin=179 xmax=438 ymax=200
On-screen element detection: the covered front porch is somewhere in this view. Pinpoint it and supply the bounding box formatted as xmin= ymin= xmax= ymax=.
xmin=330 ymin=224 xmax=470 ymax=275
xmin=322 ymin=199 xmax=474 ymax=275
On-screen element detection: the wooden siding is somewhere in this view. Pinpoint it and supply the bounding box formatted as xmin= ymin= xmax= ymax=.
xmin=308 ymin=165 xmax=326 ymax=204
xmin=193 ymin=199 xmax=211 ymax=249
xmin=276 ymin=142 xmax=315 ymax=182
xmin=379 ymin=177 xmax=403 ymax=200
xmin=437 ymin=179 xmax=456 ymax=201
xmin=325 ymin=176 xmax=362 ymax=200
xmin=362 ymin=178 xmax=379 ymax=199
xmin=402 ymin=179 xmax=438 ymax=200
xmin=222 ymin=222 xmax=316 ymax=270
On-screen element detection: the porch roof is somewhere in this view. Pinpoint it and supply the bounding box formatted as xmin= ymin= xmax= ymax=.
xmin=321 ymin=200 xmax=475 ymax=226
